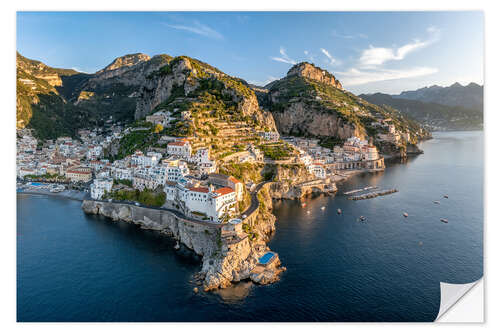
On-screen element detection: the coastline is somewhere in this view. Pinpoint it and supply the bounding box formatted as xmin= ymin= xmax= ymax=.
xmin=17 ymin=188 xmax=87 ymax=201
xmin=16 ymin=166 xmax=381 ymax=292
xmin=79 ymin=182 xmax=285 ymax=292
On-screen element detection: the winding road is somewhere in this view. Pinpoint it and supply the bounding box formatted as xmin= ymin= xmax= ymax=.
xmin=242 ymin=181 xmax=270 ymax=218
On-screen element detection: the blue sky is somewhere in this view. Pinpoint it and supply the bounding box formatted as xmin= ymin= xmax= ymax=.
xmin=17 ymin=11 xmax=483 ymax=94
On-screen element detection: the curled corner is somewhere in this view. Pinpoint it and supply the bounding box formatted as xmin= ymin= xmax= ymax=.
xmin=435 ymin=279 xmax=482 ymax=321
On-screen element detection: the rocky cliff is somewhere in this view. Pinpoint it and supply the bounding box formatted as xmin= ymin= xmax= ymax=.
xmin=286 ymin=62 xmax=343 ymax=90
xmin=258 ymin=62 xmax=430 ymax=150
xmin=16 ymin=52 xmax=172 ymax=139
xmin=81 ymin=198 xmax=284 ymax=291
xmin=134 ymin=55 xmax=277 ymax=131
xmin=266 ymin=164 xmax=337 ymax=199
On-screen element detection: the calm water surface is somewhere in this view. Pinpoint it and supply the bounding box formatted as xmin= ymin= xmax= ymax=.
xmin=17 ymin=131 xmax=483 ymax=322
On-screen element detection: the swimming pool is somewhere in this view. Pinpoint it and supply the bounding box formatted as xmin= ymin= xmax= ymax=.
xmin=30 ymin=182 xmax=43 ymax=186
xmin=258 ymin=252 xmax=276 ymax=265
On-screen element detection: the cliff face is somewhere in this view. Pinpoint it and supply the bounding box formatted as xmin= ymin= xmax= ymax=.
xmin=266 ymin=164 xmax=337 ymax=199
xmin=270 ymin=100 xmax=362 ymax=139
xmin=81 ymin=199 xmax=283 ymax=291
xmin=286 ymin=62 xmax=343 ymax=90
xmin=134 ymin=56 xmax=277 ymax=131
xmin=16 ymin=52 xmax=172 ymax=139
xmin=96 ymin=53 xmax=151 ymax=74
xmin=260 ymin=62 xmax=430 ymax=150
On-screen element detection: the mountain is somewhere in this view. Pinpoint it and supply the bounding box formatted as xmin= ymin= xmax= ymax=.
xmin=258 ymin=62 xmax=430 ymax=154
xmin=360 ymin=93 xmax=483 ymax=131
xmin=394 ymin=82 xmax=483 ymax=110
xmin=17 ymin=54 xmax=429 ymax=158
xmin=16 ymin=52 xmax=171 ymax=139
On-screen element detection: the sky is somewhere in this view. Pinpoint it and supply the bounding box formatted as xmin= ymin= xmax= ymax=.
xmin=16 ymin=11 xmax=484 ymax=95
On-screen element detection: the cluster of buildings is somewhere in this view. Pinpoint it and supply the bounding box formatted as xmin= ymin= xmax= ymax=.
xmin=145 ymin=110 xmax=177 ymax=128
xmin=258 ymin=131 xmax=280 ymax=142
xmin=17 ymin=126 xmax=244 ymax=223
xmin=16 ymin=128 xmax=121 ymax=183
xmin=163 ymin=173 xmax=243 ymax=222
xmin=371 ymin=118 xmax=411 ymax=144
xmin=283 ymin=135 xmax=385 ymax=179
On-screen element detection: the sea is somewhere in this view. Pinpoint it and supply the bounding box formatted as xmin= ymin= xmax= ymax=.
xmin=17 ymin=131 xmax=483 ymax=322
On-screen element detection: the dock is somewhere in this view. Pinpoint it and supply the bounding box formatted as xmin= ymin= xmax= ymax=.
xmin=348 ymin=189 xmax=398 ymax=200
xmin=344 ymin=186 xmax=378 ymax=195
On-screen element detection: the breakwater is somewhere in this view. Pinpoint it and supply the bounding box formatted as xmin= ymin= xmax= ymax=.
xmin=347 ymin=188 xmax=398 ymax=200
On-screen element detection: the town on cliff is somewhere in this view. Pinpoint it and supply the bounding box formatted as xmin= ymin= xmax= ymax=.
xmin=17 ymin=54 xmax=431 ymax=291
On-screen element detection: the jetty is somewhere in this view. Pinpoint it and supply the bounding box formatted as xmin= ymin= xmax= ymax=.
xmin=348 ymin=189 xmax=398 ymax=200
xmin=344 ymin=186 xmax=378 ymax=195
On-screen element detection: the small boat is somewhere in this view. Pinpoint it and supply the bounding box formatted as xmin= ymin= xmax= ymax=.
xmin=337 ymin=208 xmax=342 ymax=214
xmin=359 ymin=216 xmax=366 ymax=222
xmin=444 ymin=195 xmax=449 ymax=199
xmin=403 ymin=212 xmax=409 ymax=217
xmin=433 ymin=201 xmax=440 ymax=204
xmin=321 ymin=206 xmax=326 ymax=210
xmin=440 ymin=218 xmax=448 ymax=223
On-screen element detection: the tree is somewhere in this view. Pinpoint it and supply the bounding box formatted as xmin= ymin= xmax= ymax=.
xmin=154 ymin=123 xmax=163 ymax=133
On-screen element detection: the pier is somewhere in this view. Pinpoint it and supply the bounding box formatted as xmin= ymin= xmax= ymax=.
xmin=348 ymin=189 xmax=398 ymax=200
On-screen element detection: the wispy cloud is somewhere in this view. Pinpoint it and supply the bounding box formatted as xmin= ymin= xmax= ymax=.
xmin=320 ymin=48 xmax=337 ymax=65
xmin=337 ymin=67 xmax=438 ymax=86
xmin=332 ymin=30 xmax=368 ymax=39
xmin=337 ymin=27 xmax=440 ymax=86
xmin=359 ymin=27 xmax=440 ymax=67
xmin=163 ymin=20 xmax=223 ymax=40
xmin=271 ymin=47 xmax=296 ymax=65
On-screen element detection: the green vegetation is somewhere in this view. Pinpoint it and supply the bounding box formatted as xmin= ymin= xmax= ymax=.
xmin=318 ymin=137 xmax=344 ymax=149
xmin=112 ymin=124 xmax=161 ymax=160
xmin=23 ymin=173 xmax=68 ymax=182
xmin=104 ymin=188 xmax=166 ymax=207
xmin=258 ymin=142 xmax=294 ymax=160
xmin=113 ymin=179 xmax=133 ymax=187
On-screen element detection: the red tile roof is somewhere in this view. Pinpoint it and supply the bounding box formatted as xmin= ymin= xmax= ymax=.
xmin=228 ymin=176 xmax=241 ymax=184
xmin=188 ymin=187 xmax=209 ymax=193
xmin=215 ymin=187 xmax=234 ymax=196
xmin=168 ymin=141 xmax=188 ymax=146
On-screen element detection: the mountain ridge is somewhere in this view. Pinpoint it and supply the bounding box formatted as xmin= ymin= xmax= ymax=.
xmin=392 ymin=81 xmax=483 ymax=110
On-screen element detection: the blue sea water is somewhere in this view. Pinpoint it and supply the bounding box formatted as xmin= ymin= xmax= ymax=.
xmin=17 ymin=131 xmax=483 ymax=322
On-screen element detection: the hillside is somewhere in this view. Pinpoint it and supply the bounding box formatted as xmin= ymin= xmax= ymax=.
xmin=394 ymin=82 xmax=483 ymax=110
xmin=16 ymin=52 xmax=171 ymax=139
xmin=258 ymin=62 xmax=430 ymax=154
xmin=360 ymin=93 xmax=483 ymax=131
xmin=107 ymin=55 xmax=277 ymax=161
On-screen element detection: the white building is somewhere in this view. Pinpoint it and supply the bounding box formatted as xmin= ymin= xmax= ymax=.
xmin=131 ymin=151 xmax=161 ymax=167
xmin=90 ymin=177 xmax=113 ymax=200
xmin=162 ymin=159 xmax=190 ymax=182
xmin=111 ymin=166 xmax=133 ymax=181
xmin=163 ymin=181 xmax=237 ymax=223
xmin=362 ymin=145 xmax=379 ymax=161
xmin=167 ymin=140 xmax=192 ymax=159
xmin=309 ymin=163 xmax=326 ymax=179
xmin=258 ymin=131 xmax=280 ymax=142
